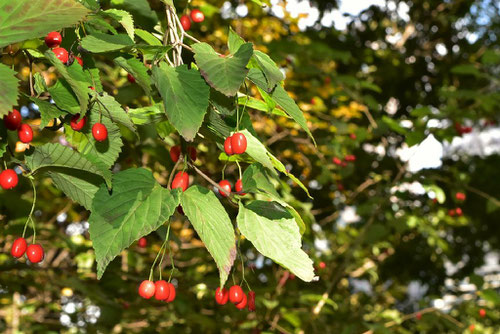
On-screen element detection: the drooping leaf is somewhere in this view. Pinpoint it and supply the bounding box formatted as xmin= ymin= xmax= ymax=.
xmin=227 ymin=27 xmax=245 ymax=54
xmin=45 ymin=51 xmax=90 ymax=114
xmin=382 ymin=116 xmax=407 ymax=135
xmin=241 ymin=163 xmax=280 ymax=198
xmin=89 ymin=168 xmax=181 ymax=278
xmin=0 ymin=64 xmax=19 ymax=117
xmin=92 ymin=93 xmax=136 ymax=133
xmin=64 ymin=110 xmax=123 ymax=169
xmin=152 ymin=63 xmax=210 ymax=141
xmin=81 ymin=33 xmax=134 ymax=53
xmin=269 ymin=154 xmax=312 ymax=199
xmin=48 ymin=169 xmax=103 ymax=210
xmin=48 ymin=79 xmax=80 ymax=114
xmin=193 ymin=42 xmax=253 ymax=96
xmin=33 ymin=72 xmax=48 ymax=96
xmin=252 ymin=50 xmax=284 ymax=91
xmin=0 ymin=0 xmax=89 ymax=48
xmin=113 ymin=56 xmax=152 ymax=96
xmin=238 ymin=129 xmax=275 ymax=171
xmin=135 ymin=28 xmax=162 ymax=45
xmin=25 ymin=142 xmax=111 ymax=188
xmin=181 ymin=185 xmax=237 ymax=287
xmin=237 ymin=201 xmax=315 ymax=281
xmin=102 ymin=9 xmax=135 ymax=40
xmin=129 ymin=104 xmax=166 ymax=125
xmin=29 ymin=97 xmax=66 ymax=130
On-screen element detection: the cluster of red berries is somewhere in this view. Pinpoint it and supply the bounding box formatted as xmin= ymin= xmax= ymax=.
xmin=332 ymin=154 xmax=356 ymax=167
xmin=455 ymin=192 xmax=466 ymax=201
xmin=45 ymin=31 xmax=83 ymax=66
xmin=69 ymin=113 xmax=108 ymax=142
xmin=138 ymin=280 xmax=176 ymax=302
xmin=169 ymin=145 xmax=197 ymax=163
xmin=218 ymin=179 xmax=245 ymax=197
xmin=215 ymin=286 xmax=255 ymax=311
xmin=224 ymin=132 xmax=247 ymax=156
xmin=180 ymin=9 xmax=205 ymax=31
xmin=454 ymin=122 xmax=472 ymax=135
xmin=4 ymin=109 xmax=34 ymax=144
xmin=10 ymin=237 xmax=44 ymax=263
xmin=448 ymin=207 xmax=463 ymax=217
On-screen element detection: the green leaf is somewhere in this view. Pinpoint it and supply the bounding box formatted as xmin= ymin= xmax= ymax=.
xmin=113 ymin=56 xmax=152 ymax=96
xmin=381 ymin=116 xmax=407 ymax=135
xmin=0 ymin=64 xmax=19 ymax=117
xmin=64 ymin=110 xmax=123 ymax=169
xmin=238 ymin=129 xmax=275 ymax=171
xmin=248 ymin=68 xmax=315 ymax=145
xmin=193 ymin=42 xmax=253 ymax=96
xmin=181 ymin=186 xmax=236 ymax=287
xmin=242 ymin=163 xmax=280 ymax=198
xmin=33 ymin=72 xmax=48 ymax=95
xmin=451 ymin=64 xmax=483 ymax=77
xmin=48 ymin=79 xmax=80 ymax=114
xmin=81 ymin=33 xmax=134 ymax=53
xmin=89 ymin=168 xmax=181 ymax=279
xmin=238 ymin=95 xmax=287 ymax=116
xmin=25 ymin=143 xmax=111 ymax=188
xmin=135 ymin=28 xmax=162 ymax=45
xmin=48 ymin=169 xmax=103 ymax=210
xmin=93 ymin=93 xmax=136 ymax=133
xmin=237 ymin=201 xmax=315 ymax=281
xmin=152 ymin=63 xmax=210 ymax=141
xmin=480 ymin=289 xmax=500 ymax=305
xmin=45 ymin=51 xmax=90 ymax=114
xmin=0 ymin=122 xmax=7 ymax=158
xmin=269 ymin=154 xmax=312 ymax=199
xmin=252 ymin=50 xmax=284 ymax=91
xmin=227 ymin=27 xmax=245 ymax=54
xmin=29 ymin=97 xmax=66 ymax=130
xmin=129 ymin=104 xmax=166 ymax=125
xmin=423 ymin=185 xmax=446 ymax=204
xmin=102 ymin=9 xmax=134 ymax=40
xmin=0 ymin=0 xmax=89 ymax=48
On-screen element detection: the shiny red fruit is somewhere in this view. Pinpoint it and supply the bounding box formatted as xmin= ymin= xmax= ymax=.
xmin=180 ymin=15 xmax=191 ymax=31
xmin=52 ymin=47 xmax=69 ymax=64
xmin=3 ymin=109 xmax=22 ymax=130
xmin=165 ymin=282 xmax=176 ymax=302
xmin=18 ymin=124 xmax=33 ymax=143
xmin=455 ymin=192 xmax=466 ymax=201
xmin=188 ymin=146 xmax=197 ymax=161
xmin=154 ymin=280 xmax=170 ymax=301
xmin=170 ymin=146 xmax=181 ymax=162
xmin=469 ymin=324 xmax=475 ymax=332
xmin=70 ymin=114 xmax=86 ymax=131
xmin=229 ymin=285 xmax=244 ymax=304
xmin=45 ymin=31 xmax=62 ymax=48
xmin=215 ymin=287 xmax=229 ymax=305
xmin=345 ymin=155 xmax=356 ymax=162
xmin=235 ymin=179 xmax=246 ymax=195
xmin=26 ymin=244 xmax=44 ymax=263
xmin=248 ymin=291 xmax=256 ymax=311
xmin=349 ymin=133 xmax=357 ymax=140
xmin=0 ymin=169 xmax=18 ymax=190
xmin=333 ymin=157 xmax=342 ymax=165
xmin=319 ymin=261 xmax=326 ymax=269
xmin=218 ymin=180 xmax=231 ymax=197
xmin=190 ymin=9 xmax=205 ymax=23
xmin=138 ymin=237 xmax=147 ymax=248
xmin=448 ymin=209 xmax=456 ymax=217
xmin=75 ymin=56 xmax=83 ymax=66
xmin=235 ymin=293 xmax=247 ymax=309
xmin=138 ymin=280 xmax=156 ymax=299
xmin=172 ymin=171 xmax=189 ymax=191
xmin=11 ymin=237 xmax=27 ymax=258
xmin=224 ymin=136 xmax=233 ymax=155
xmin=479 ymin=308 xmax=486 ymax=318
xmin=92 ymin=123 xmax=108 ymax=142
xmin=127 ymin=73 xmax=136 ymax=83
xmin=455 ymin=207 xmax=463 ymax=216
xmin=231 ymin=133 xmax=247 ymax=154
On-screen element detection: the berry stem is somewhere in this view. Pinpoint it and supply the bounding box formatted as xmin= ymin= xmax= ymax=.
xmin=149 ymin=233 xmax=169 ymax=282
xmin=236 ymin=161 xmax=242 ymax=180
xmin=167 ymin=155 xmax=184 ymax=190
xmin=23 ymin=177 xmax=37 ymax=241
xmin=158 ymin=223 xmax=172 ymax=280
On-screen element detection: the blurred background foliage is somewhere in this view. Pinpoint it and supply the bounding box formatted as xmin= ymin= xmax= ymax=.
xmin=1 ymin=0 xmax=500 ymax=333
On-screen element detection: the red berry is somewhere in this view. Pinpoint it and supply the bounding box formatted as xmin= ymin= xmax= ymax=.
xmin=138 ymin=237 xmax=147 ymax=248
xmin=11 ymin=237 xmax=27 ymax=258
xmin=70 ymin=114 xmax=86 ymax=131
xmin=172 ymin=171 xmax=189 ymax=191
xmin=138 ymin=280 xmax=156 ymax=299
xmin=215 ymin=287 xmax=229 ymax=305
xmin=455 ymin=207 xmax=463 ymax=216
xmin=345 ymin=155 xmax=356 ymax=162
xmin=332 ymin=157 xmax=342 ymax=165
xmin=75 ymin=56 xmax=83 ymax=66
xmin=231 ymin=133 xmax=247 ymax=154
xmin=455 ymin=192 xmax=466 ymax=201
xmin=224 ymin=136 xmax=233 ymax=155
xmin=3 ymin=109 xmax=22 ymax=130
xmin=319 ymin=261 xmax=326 ymax=269
xmin=218 ymin=180 xmax=231 ymax=197
xmin=89 ymin=86 xmax=95 ymax=90
xmin=448 ymin=209 xmax=456 ymax=217
xmin=154 ymin=280 xmax=170 ymax=301
xmin=127 ymin=73 xmax=136 ymax=83
xmin=479 ymin=308 xmax=486 ymax=318
xmin=190 ymin=9 xmax=205 ymax=23
xmin=45 ymin=31 xmax=62 ymax=48
xmin=235 ymin=179 xmax=246 ymax=195
xmin=349 ymin=133 xmax=357 ymax=140
xmin=235 ymin=293 xmax=247 ymax=309
xmin=248 ymin=291 xmax=256 ymax=311
xmin=416 ymin=312 xmax=422 ymax=320
xmin=469 ymin=324 xmax=475 ymax=332
xmin=188 ymin=146 xmax=197 ymax=161
xmin=229 ymin=285 xmax=244 ymax=304
xmin=52 ymin=47 xmax=69 ymax=64
xmin=92 ymin=123 xmax=108 ymax=142
xmin=180 ymin=15 xmax=191 ymax=31
xmin=0 ymin=169 xmax=18 ymax=190
xmin=18 ymin=124 xmax=33 ymax=143
xmin=165 ymin=282 xmax=176 ymax=302
xmin=26 ymin=244 xmax=44 ymax=263
xmin=170 ymin=146 xmax=181 ymax=162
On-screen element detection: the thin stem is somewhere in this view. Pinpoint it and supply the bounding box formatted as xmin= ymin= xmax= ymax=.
xmin=158 ymin=223 xmax=171 ymax=280
xmin=188 ymin=162 xmax=235 ymax=200
xmin=167 ymin=155 xmax=184 ymax=189
xmin=149 ymin=236 xmax=169 ymax=281
xmin=23 ymin=177 xmax=37 ymax=240
xmin=236 ymin=161 xmax=242 ymax=180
